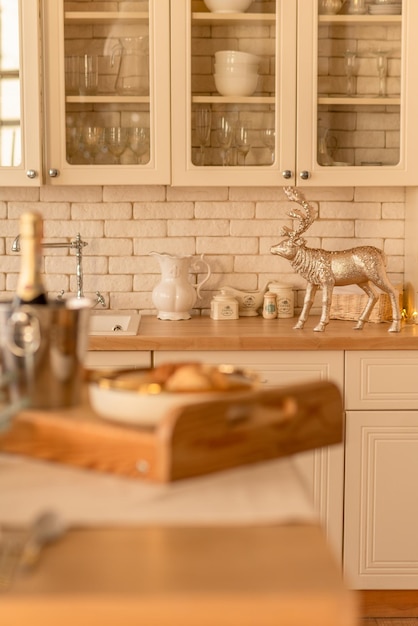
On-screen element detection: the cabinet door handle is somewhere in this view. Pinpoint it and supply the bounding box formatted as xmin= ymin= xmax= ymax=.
xmin=282 ymin=170 xmax=292 ymax=179
xmin=48 ymin=169 xmax=59 ymax=178
xmin=26 ymin=170 xmax=37 ymax=179
xmin=299 ymin=170 xmax=310 ymax=180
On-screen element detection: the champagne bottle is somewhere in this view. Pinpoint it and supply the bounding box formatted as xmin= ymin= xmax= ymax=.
xmin=14 ymin=211 xmax=48 ymax=305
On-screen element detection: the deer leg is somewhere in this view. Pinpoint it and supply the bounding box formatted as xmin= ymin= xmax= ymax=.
xmin=294 ymin=283 xmax=317 ymax=329
xmin=314 ymin=283 xmax=334 ymax=332
xmin=354 ymin=282 xmax=379 ymax=330
xmin=372 ymin=280 xmax=401 ymax=333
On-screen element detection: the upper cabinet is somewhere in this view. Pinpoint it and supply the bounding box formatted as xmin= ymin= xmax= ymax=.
xmin=42 ymin=0 xmax=170 ymax=185
xmin=0 ymin=0 xmax=42 ymax=186
xmin=171 ymin=0 xmax=418 ymax=186
xmin=2 ymin=0 xmax=417 ymax=186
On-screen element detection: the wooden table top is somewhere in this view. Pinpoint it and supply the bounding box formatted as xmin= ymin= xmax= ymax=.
xmin=0 ymin=524 xmax=357 ymax=626
xmin=88 ymin=315 xmax=418 ymax=351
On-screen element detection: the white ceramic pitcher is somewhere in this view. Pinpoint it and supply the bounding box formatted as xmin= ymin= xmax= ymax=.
xmin=150 ymin=252 xmax=211 ymax=320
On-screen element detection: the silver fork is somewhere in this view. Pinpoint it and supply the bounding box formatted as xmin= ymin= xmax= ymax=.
xmin=0 ymin=511 xmax=67 ymax=591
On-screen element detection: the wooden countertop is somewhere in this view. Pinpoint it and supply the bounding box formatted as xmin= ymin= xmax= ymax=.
xmin=0 ymin=525 xmax=357 ymax=626
xmin=88 ymin=315 xmax=418 ymax=351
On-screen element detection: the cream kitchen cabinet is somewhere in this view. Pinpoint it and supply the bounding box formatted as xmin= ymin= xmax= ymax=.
xmin=344 ymin=351 xmax=418 ymax=589
xmin=0 ymin=0 xmax=42 ymax=186
xmin=84 ymin=350 xmax=151 ymax=370
xmin=171 ymin=0 xmax=418 ymax=187
xmin=41 ymin=0 xmax=170 ymax=186
xmin=153 ymin=349 xmax=345 ymax=560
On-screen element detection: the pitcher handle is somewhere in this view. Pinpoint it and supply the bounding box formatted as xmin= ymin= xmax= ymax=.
xmin=192 ymin=254 xmax=211 ymax=299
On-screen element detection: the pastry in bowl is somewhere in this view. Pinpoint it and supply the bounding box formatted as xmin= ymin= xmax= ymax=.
xmin=88 ymin=362 xmax=257 ymax=427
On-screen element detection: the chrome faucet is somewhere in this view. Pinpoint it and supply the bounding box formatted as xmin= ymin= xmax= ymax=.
xmin=11 ymin=233 xmax=106 ymax=307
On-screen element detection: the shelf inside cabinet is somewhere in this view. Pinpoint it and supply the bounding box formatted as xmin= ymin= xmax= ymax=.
xmin=193 ymin=95 xmax=275 ymax=104
xmin=66 ymin=95 xmax=149 ymax=104
xmin=318 ymin=96 xmax=400 ymax=105
xmin=192 ymin=12 xmax=276 ymax=25
xmin=64 ymin=12 xmax=149 ymax=25
xmin=318 ymin=15 xmax=402 ymax=24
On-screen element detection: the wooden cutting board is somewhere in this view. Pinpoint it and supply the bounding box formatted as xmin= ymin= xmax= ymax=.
xmin=0 ymin=380 xmax=343 ymax=482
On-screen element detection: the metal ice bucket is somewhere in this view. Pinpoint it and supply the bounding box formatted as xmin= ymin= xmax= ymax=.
xmin=0 ymin=299 xmax=91 ymax=418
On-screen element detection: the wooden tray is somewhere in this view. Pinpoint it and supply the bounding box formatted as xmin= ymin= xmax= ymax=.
xmin=0 ymin=381 xmax=342 ymax=483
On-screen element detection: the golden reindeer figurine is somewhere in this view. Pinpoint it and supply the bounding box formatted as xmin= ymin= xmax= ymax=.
xmin=270 ymin=187 xmax=401 ymax=333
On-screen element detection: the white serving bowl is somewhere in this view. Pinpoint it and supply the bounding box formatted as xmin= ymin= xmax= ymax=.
xmin=88 ymin=365 xmax=257 ymax=427
xmin=214 ymin=72 xmax=258 ymax=96
xmin=215 ymin=50 xmax=260 ymax=65
xmin=214 ymin=62 xmax=259 ymax=75
xmin=203 ymin=0 xmax=254 ymax=13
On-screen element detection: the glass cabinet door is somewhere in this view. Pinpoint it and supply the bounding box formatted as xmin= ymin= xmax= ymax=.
xmin=0 ymin=0 xmax=41 ymax=186
xmin=43 ymin=0 xmax=170 ymax=185
xmin=297 ymin=0 xmax=418 ymax=186
xmin=171 ymin=0 xmax=297 ymax=186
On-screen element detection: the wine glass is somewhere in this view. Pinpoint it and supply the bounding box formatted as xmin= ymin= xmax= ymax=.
xmin=128 ymin=126 xmax=149 ymax=164
xmin=195 ymin=105 xmax=212 ymax=166
xmin=235 ymin=124 xmax=251 ymax=165
xmin=215 ymin=116 xmax=233 ymax=166
xmin=81 ymin=126 xmax=104 ymax=163
xmin=344 ymin=50 xmax=356 ymax=97
xmin=105 ymin=127 xmax=128 ymax=163
xmin=260 ymin=127 xmax=275 ymax=164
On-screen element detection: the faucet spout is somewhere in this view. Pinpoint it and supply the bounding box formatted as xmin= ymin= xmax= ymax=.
xmin=11 ymin=235 xmax=20 ymax=252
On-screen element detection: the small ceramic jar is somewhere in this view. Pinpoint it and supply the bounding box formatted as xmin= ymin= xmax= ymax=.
xmin=268 ymin=283 xmax=294 ymax=318
xmin=210 ymin=292 xmax=239 ymax=320
xmin=262 ymin=292 xmax=277 ymax=319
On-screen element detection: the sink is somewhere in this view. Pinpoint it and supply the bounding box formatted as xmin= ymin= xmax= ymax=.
xmin=88 ymin=313 xmax=141 ymax=336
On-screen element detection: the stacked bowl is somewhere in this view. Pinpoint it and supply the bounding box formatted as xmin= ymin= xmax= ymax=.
xmin=214 ymin=50 xmax=260 ymax=97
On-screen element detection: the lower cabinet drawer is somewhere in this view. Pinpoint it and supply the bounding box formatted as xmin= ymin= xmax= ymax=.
xmin=345 ymin=351 xmax=418 ymax=410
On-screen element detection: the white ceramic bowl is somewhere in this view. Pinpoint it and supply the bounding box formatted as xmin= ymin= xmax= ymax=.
xmin=214 ymin=73 xmax=258 ymax=96
xmin=214 ymin=62 xmax=259 ymax=75
xmin=215 ymin=50 xmax=260 ymax=65
xmin=203 ymin=0 xmax=254 ymax=13
xmin=88 ymin=365 xmax=257 ymax=427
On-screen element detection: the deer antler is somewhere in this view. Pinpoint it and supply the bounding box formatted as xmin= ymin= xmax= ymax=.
xmin=281 ymin=187 xmax=316 ymax=243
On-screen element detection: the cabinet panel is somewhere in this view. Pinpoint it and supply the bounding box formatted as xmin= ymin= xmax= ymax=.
xmin=85 ymin=350 xmax=151 ymax=369
xmin=344 ymin=410 xmax=418 ymax=589
xmin=154 ymin=349 xmax=344 ymax=560
xmin=345 ymin=350 xmax=418 ymax=410
xmin=43 ymin=0 xmax=170 ymax=185
xmin=297 ymin=0 xmax=418 ymax=186
xmin=0 ymin=0 xmax=42 ymax=186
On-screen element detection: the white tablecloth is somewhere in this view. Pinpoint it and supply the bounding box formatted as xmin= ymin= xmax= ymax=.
xmin=0 ymin=453 xmax=317 ymax=528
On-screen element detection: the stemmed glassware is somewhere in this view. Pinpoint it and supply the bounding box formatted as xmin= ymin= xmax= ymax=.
xmin=105 ymin=126 xmax=128 ymax=163
xmin=235 ymin=124 xmax=251 ymax=165
xmin=195 ymin=106 xmax=212 ymax=166
xmin=216 ymin=116 xmax=233 ymax=166
xmin=344 ymin=50 xmax=357 ymax=97
xmin=82 ymin=126 xmax=104 ymax=163
xmin=128 ymin=126 xmax=149 ymax=164
xmin=260 ymin=127 xmax=275 ymax=165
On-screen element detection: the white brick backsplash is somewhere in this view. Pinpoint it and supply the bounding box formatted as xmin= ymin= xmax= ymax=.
xmin=40 ymin=186 xmax=102 ymax=203
xmin=71 ymin=203 xmax=132 ymax=219
xmin=195 ymin=202 xmax=254 ymax=219
xmin=356 ymin=219 xmax=404 ymax=239
xmin=0 ymin=185 xmax=407 ymax=316
xmin=134 ymin=202 xmax=194 ymax=219
xmin=103 ymin=185 xmax=165 ymax=202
